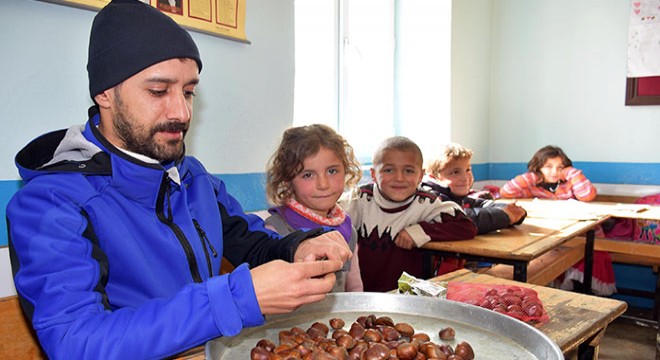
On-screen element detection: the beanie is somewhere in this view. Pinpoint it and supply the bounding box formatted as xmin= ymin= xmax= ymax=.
xmin=87 ymin=0 xmax=203 ymax=99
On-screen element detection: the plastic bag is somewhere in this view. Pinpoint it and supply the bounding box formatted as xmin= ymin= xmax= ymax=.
xmin=446 ymin=282 xmax=549 ymax=324
xmin=397 ymin=272 xmax=447 ymax=298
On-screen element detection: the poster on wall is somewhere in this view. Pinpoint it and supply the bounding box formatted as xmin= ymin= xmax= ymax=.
xmin=39 ymin=0 xmax=249 ymax=43
xmin=627 ymin=0 xmax=660 ymax=77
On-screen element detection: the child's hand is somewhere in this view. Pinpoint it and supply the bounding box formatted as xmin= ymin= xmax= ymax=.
xmin=560 ymin=166 xmax=574 ymax=181
xmin=394 ymin=230 xmax=415 ymax=249
xmin=502 ymin=202 xmax=527 ymax=225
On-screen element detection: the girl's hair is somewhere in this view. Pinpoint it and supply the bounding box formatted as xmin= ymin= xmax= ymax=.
xmin=266 ymin=124 xmax=362 ymax=206
xmin=372 ymin=136 xmax=424 ymax=168
xmin=426 ymin=143 xmax=473 ymax=177
xmin=527 ymin=145 xmax=573 ymax=180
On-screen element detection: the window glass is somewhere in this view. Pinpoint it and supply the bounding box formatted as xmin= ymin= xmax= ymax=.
xmin=294 ymin=0 xmax=451 ymax=163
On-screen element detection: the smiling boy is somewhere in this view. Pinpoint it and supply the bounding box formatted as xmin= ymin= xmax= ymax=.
xmin=423 ymin=143 xmax=527 ymax=234
xmin=341 ymin=137 xmax=476 ymax=292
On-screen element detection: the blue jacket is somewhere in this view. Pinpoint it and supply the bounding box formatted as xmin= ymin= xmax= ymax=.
xmin=7 ymin=113 xmax=324 ymax=359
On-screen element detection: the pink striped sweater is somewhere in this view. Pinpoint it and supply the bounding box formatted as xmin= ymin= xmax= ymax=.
xmin=500 ymin=167 xmax=597 ymax=201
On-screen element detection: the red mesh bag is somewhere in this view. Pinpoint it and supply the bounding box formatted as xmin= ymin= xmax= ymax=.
xmin=446 ymin=282 xmax=549 ymax=324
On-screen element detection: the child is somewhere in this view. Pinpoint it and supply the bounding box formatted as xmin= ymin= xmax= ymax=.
xmin=500 ymin=145 xmax=615 ymax=296
xmin=264 ymin=124 xmax=363 ymax=292
xmin=341 ymin=136 xmax=477 ymax=292
xmin=499 ymin=145 xmax=597 ymax=201
xmin=423 ymin=143 xmax=527 ymax=234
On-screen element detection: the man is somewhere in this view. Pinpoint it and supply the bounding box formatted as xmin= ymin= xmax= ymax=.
xmin=6 ymin=0 xmax=350 ymax=358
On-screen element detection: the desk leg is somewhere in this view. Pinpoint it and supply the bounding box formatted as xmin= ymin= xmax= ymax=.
xmin=422 ymin=251 xmax=433 ymax=279
xmin=657 ymin=311 xmax=660 ymax=360
xmin=513 ymin=263 xmax=528 ymax=282
xmin=583 ymin=229 xmax=594 ymax=294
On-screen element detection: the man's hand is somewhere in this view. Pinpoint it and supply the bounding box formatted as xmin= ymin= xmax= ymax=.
xmin=251 ymin=259 xmax=342 ymax=314
xmin=502 ymin=202 xmax=527 ymax=225
xmin=294 ymin=230 xmax=352 ymax=263
xmin=394 ymin=229 xmax=415 ymax=249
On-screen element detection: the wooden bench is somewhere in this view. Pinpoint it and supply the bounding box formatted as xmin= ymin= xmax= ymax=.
xmin=594 ymin=238 xmax=660 ymax=269
xmin=481 ymin=237 xmax=585 ymax=286
xmin=0 ymin=296 xmax=44 ymax=359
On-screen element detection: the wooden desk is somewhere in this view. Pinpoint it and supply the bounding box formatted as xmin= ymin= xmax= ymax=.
xmin=433 ymin=269 xmax=628 ymax=359
xmin=509 ymin=198 xmax=660 ymax=222
xmin=591 ymin=201 xmax=660 ymax=221
xmin=422 ymin=216 xmax=608 ymax=292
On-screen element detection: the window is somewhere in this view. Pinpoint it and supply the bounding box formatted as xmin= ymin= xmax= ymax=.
xmin=294 ymin=0 xmax=451 ymax=163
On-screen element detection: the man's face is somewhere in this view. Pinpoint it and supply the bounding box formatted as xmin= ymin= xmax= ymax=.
xmin=98 ymin=58 xmax=199 ymax=162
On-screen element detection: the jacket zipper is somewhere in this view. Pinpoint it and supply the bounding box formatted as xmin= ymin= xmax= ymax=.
xmin=193 ymin=219 xmax=217 ymax=277
xmin=155 ymin=173 xmax=203 ymax=283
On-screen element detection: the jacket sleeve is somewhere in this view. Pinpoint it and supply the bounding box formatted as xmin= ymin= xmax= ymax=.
xmin=7 ymin=179 xmax=264 ymax=360
xmin=565 ymin=167 xmax=597 ymax=202
xmin=499 ymin=172 xmax=538 ymax=199
xmin=465 ymin=205 xmax=514 ymax=234
xmin=214 ymin=179 xmax=328 ymax=268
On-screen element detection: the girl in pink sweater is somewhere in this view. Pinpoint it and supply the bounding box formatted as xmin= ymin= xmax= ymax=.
xmin=500 ymin=145 xmax=596 ymax=201
xmin=501 ymin=145 xmax=615 ymax=296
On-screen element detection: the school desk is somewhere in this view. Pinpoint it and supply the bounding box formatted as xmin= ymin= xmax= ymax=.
xmin=421 ymin=213 xmax=610 ymax=293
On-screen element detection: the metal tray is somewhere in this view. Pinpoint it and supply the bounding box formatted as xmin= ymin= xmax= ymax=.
xmin=206 ymin=292 xmax=562 ymax=359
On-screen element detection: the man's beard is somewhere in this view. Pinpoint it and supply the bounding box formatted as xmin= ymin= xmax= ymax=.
xmin=112 ymin=91 xmax=188 ymax=163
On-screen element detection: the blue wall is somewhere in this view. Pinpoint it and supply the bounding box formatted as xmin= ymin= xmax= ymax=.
xmin=2 ymin=161 xmax=659 ymax=246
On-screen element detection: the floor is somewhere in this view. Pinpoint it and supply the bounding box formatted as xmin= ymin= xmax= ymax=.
xmin=598 ymin=307 xmax=656 ymax=360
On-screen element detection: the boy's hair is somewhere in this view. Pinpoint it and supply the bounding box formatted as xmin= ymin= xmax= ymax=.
xmin=372 ymin=136 xmax=423 ymax=168
xmin=527 ymin=145 xmax=573 ymax=177
xmin=266 ymin=124 xmax=362 ymax=206
xmin=426 ymin=143 xmax=473 ymax=177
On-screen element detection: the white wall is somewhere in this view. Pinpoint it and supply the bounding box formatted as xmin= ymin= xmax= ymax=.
xmin=486 ymin=0 xmax=660 ymax=163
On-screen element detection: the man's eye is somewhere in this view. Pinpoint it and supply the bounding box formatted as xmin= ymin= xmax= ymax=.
xmin=328 ymin=168 xmax=338 ymax=175
xmin=184 ymin=90 xmax=197 ymax=98
xmin=149 ymin=89 xmax=167 ymax=97
xmin=301 ymin=172 xmax=312 ymax=179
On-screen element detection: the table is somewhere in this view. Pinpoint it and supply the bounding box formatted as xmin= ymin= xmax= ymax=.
xmin=433 ymin=269 xmax=628 ymax=359
xmin=490 ymin=199 xmax=660 ymax=358
xmin=421 ymin=214 xmax=610 ymax=292
xmin=508 ymin=198 xmax=660 ymax=222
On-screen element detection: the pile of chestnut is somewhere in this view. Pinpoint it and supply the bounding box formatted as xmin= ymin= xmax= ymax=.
xmin=461 ymin=286 xmax=544 ymax=321
xmin=250 ymin=314 xmax=475 ymax=360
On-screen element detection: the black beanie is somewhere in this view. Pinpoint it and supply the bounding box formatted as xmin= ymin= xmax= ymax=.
xmin=87 ymin=0 xmax=203 ymax=99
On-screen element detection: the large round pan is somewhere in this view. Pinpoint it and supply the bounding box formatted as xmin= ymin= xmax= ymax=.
xmin=206 ymin=292 xmax=563 ymax=359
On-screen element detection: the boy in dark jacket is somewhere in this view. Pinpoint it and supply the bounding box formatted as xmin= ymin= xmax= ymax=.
xmin=423 ymin=143 xmax=527 ymax=234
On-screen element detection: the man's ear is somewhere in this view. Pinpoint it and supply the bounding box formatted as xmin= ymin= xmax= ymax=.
xmin=370 ymin=167 xmax=377 ymax=182
xmin=94 ymin=89 xmax=113 ymax=109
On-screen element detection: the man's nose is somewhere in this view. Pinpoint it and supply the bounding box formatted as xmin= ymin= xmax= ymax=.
xmin=168 ymin=92 xmax=192 ymax=122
